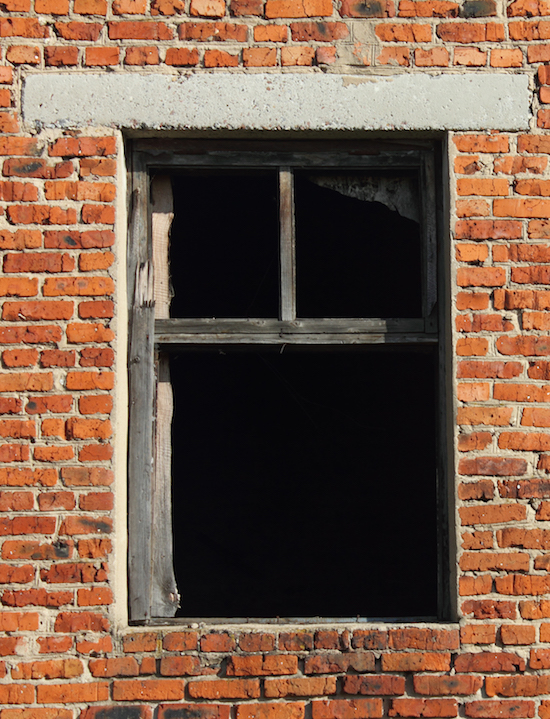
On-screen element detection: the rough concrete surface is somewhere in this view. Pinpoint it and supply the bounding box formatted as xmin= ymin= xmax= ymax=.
xmin=23 ymin=72 xmax=530 ymax=131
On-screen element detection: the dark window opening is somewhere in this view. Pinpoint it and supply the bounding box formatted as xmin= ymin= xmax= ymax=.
xmin=295 ymin=172 xmax=422 ymax=319
xmin=170 ymin=348 xmax=438 ymax=620
xmin=127 ymin=140 xmax=446 ymax=624
xmin=169 ymin=171 xmax=279 ymax=319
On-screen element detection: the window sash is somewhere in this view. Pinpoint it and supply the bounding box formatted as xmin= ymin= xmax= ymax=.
xmin=148 ymin=149 xmax=438 ymax=338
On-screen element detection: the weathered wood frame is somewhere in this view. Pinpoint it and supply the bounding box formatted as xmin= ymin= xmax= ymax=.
xmin=127 ymin=139 xmax=448 ymax=623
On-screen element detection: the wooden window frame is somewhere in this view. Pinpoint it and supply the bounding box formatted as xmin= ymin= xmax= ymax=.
xmin=127 ymin=139 xmax=451 ymax=624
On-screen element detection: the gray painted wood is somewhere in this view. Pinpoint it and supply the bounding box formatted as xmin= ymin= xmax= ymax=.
xmin=152 ymin=354 xmax=179 ymax=617
xmin=279 ymin=168 xmax=296 ymax=322
xmin=133 ymin=146 xmax=424 ymax=169
xmin=421 ymin=150 xmax=438 ymax=332
xmin=151 ymin=176 xmax=179 ymax=618
xmin=155 ymin=317 xmax=427 ymax=335
xmin=128 ymin=272 xmax=155 ymax=620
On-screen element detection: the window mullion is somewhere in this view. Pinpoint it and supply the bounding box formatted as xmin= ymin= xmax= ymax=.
xmin=279 ymin=167 xmax=296 ymax=322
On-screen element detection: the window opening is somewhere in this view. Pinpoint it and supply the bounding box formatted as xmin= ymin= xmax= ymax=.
xmin=170 ymin=348 xmax=437 ymax=620
xmin=294 ymin=171 xmax=422 ymax=319
xmin=127 ymin=140 xmax=447 ymax=623
xmin=169 ymin=171 xmax=279 ymax=319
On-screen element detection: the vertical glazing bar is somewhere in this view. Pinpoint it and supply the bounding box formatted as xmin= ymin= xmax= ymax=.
xmin=279 ymin=167 xmax=296 ymax=322
xmin=420 ymin=150 xmax=437 ymax=331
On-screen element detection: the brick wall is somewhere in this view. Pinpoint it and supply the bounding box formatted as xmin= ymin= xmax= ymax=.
xmin=1 ymin=0 xmax=550 ymax=715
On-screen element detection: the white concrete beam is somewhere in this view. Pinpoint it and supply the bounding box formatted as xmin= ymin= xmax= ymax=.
xmin=23 ymin=72 xmax=530 ymax=132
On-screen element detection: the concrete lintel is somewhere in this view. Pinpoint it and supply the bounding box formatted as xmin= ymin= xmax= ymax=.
xmin=23 ymin=71 xmax=530 ymax=132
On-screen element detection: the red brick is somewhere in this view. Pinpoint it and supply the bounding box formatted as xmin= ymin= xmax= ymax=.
xmin=459 ymin=575 xmax=493 ymax=595
xmin=343 ymin=676 xmax=405 ymax=695
xmin=465 ymin=701 xmax=535 ymax=718
xmin=165 ymin=47 xmax=200 ymax=65
xmin=500 ymin=625 xmax=536 ymax=645
xmin=0 ymin=684 xmax=35 ymax=705
xmin=460 ymin=504 xmax=526 ymax=525
xmin=312 ymin=700 xmax=383 ymax=719
xmin=227 ymin=655 xmax=298 ymax=676
xmin=456 ymin=338 xmax=489 ymax=355
xmin=460 ymin=624 xmax=496 ymax=644
xmin=80 ymin=159 xmax=117 ymax=177
xmin=123 ymin=633 xmax=158 ymax=652
xmin=266 ymin=0 xmax=332 ymax=16
xmin=40 ymin=350 xmax=76 ymax=367
xmin=377 ymin=47 xmax=410 ymax=65
xmin=179 ymin=21 xmax=247 ymax=39
xmin=388 ymin=629 xmax=458 ymax=650
xmin=36 ymin=682 xmax=109 ymax=704
xmin=37 ymin=636 xmax=74 ymax=653
xmin=231 ymin=0 xmax=263 ymax=13
xmin=454 ymin=47 xmax=487 ymax=65
xmin=108 ymin=20 xmax=172 ymax=38
xmin=188 ymin=679 xmax=261 ymax=699
xmin=12 ymin=658 xmax=83 ymax=680
xmin=77 ymin=586 xmax=113 ymax=605
xmin=38 ymin=491 xmax=75 ymax=510
xmin=45 ymin=46 xmax=78 ymax=65
xmin=305 ymin=653 xmax=376 ymax=674
xmin=496 ymin=574 xmax=550 ymax=595
xmin=85 ymin=47 xmax=120 ymax=66
xmin=54 ymin=21 xmax=102 ymax=39
xmin=89 ymin=657 xmax=140 ymax=677
xmin=201 ymin=632 xmax=236 ymax=652
xmin=456 ymin=652 xmax=525 ymax=672
xmin=78 ymin=538 xmax=112 ymax=558
xmin=281 ymin=46 xmax=315 ymax=64
xmin=3 ymin=301 xmax=73 ymax=321
xmin=159 ymin=656 xmax=201 ymax=676
xmin=163 ymin=632 xmax=199 ymax=651
xmin=339 ymin=0 xmax=393 ymax=15
xmin=44 ymin=230 xmax=114 ymax=248
xmin=381 ymin=653 xmax=451 ymax=672
xmin=254 ymin=24 xmax=289 ymax=40
xmin=458 ymin=458 xmax=527 ymax=476
xmin=457 ymin=267 xmax=506 ymax=287
xmin=190 ymin=0 xmax=225 ymax=14
xmin=486 ymin=675 xmax=550 ymax=696
xmin=159 ymin=706 xmax=229 ymax=719
xmin=204 ymin=49 xmax=239 ymax=65
xmin=265 ymin=678 xmax=336 ymax=697
xmin=413 ymin=675 xmax=483 ymax=695
xmin=243 ymin=47 xmax=277 ymax=65
xmin=113 ymin=680 xmax=185 ymax=701
xmin=398 ymin=0 xmax=458 ymax=14
xmin=236 ymin=705 xmax=304 ymax=719
xmin=388 ymin=699 xmax=457 ymax=717
xmin=280 ymin=632 xmax=314 ymax=650
xmin=8 ymin=205 xmax=77 ymax=224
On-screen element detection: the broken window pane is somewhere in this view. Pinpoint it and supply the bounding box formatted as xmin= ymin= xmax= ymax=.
xmin=169 ymin=171 xmax=279 ymax=318
xmin=295 ymin=172 xmax=423 ymax=319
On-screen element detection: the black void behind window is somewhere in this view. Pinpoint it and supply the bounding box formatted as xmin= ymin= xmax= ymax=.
xmin=170 ymin=171 xmax=279 ymax=318
xmin=294 ymin=171 xmax=422 ymax=319
xmin=127 ymin=141 xmax=443 ymax=623
xmin=170 ymin=348 xmax=438 ymax=619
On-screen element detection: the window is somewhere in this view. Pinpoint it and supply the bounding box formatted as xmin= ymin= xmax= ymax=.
xmin=127 ymin=140 xmax=450 ymax=624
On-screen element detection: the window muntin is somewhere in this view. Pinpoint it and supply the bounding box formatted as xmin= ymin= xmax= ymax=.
xmin=127 ymin=140 xmax=447 ymax=623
